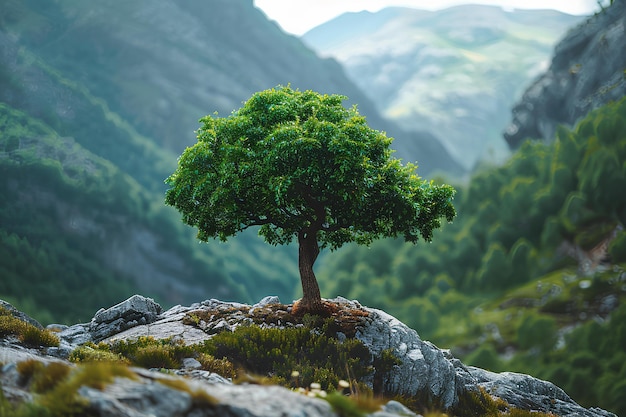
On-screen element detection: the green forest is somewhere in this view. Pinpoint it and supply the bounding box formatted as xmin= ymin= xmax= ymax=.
xmin=0 ymin=101 xmax=299 ymax=323
xmin=318 ymin=97 xmax=626 ymax=414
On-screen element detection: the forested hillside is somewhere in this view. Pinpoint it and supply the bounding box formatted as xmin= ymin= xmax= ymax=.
xmin=1 ymin=0 xmax=462 ymax=323
xmin=318 ymin=97 xmax=626 ymax=415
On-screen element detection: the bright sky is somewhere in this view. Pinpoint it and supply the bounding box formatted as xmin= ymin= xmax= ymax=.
xmin=253 ymin=0 xmax=600 ymax=35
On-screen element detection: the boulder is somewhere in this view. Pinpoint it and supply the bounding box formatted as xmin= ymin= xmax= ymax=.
xmin=347 ymin=299 xmax=473 ymax=409
xmin=470 ymin=367 xmax=617 ymax=417
xmin=89 ymin=295 xmax=163 ymax=342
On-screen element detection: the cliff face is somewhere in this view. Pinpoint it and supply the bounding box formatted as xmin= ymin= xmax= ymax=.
xmin=504 ymin=0 xmax=626 ymax=148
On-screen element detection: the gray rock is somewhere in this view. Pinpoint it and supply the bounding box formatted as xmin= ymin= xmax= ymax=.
xmin=182 ymin=357 xmax=202 ymax=370
xmin=354 ymin=306 xmax=471 ymax=410
xmin=89 ymin=295 xmax=163 ymax=342
xmin=504 ymin=0 xmax=626 ymax=148
xmin=253 ymin=295 xmax=281 ymax=308
xmin=0 ymin=299 xmax=43 ymax=329
xmin=79 ymin=376 xmax=193 ymax=417
xmin=378 ymin=400 xmax=419 ymax=416
xmin=469 ymin=367 xmax=616 ymax=417
xmin=173 ymin=369 xmax=233 ymax=385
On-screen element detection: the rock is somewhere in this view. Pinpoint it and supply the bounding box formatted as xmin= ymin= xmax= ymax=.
xmin=378 ymin=400 xmax=419 ymax=416
xmin=0 ymin=300 xmax=43 ymax=329
xmin=0 ymin=296 xmax=617 ymax=417
xmin=89 ymin=295 xmax=163 ymax=342
xmin=182 ymin=357 xmax=202 ymax=370
xmin=469 ymin=367 xmax=616 ymax=417
xmin=253 ymin=295 xmax=281 ymax=308
xmin=504 ymin=0 xmax=626 ymax=148
xmin=79 ymin=375 xmax=193 ymax=417
xmin=352 ymin=303 xmax=472 ymax=409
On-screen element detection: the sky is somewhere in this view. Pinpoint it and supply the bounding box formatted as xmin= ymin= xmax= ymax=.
xmin=253 ymin=0 xmax=601 ymax=35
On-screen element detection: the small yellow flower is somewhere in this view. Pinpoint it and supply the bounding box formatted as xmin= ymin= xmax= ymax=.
xmin=291 ymin=370 xmax=300 ymax=378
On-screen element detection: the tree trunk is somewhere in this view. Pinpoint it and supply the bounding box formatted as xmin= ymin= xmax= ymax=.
xmin=296 ymin=230 xmax=324 ymax=314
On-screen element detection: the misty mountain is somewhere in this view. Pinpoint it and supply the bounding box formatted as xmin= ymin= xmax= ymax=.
xmin=302 ymin=5 xmax=583 ymax=169
xmin=0 ymin=0 xmax=460 ymax=322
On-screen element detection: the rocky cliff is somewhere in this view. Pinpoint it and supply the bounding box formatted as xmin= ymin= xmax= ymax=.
xmin=0 ymin=295 xmax=616 ymax=417
xmin=504 ymin=0 xmax=626 ymax=148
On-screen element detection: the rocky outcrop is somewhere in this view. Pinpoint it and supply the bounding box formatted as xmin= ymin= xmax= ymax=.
xmin=0 ymin=295 xmax=616 ymax=417
xmin=504 ymin=0 xmax=626 ymax=148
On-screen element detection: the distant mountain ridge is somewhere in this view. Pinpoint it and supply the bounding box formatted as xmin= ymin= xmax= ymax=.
xmin=302 ymin=5 xmax=584 ymax=169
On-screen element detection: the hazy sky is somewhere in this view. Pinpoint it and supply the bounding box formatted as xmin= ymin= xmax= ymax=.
xmin=253 ymin=0 xmax=601 ymax=35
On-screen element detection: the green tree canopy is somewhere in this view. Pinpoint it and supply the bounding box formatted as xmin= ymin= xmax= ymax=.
xmin=165 ymin=86 xmax=455 ymax=313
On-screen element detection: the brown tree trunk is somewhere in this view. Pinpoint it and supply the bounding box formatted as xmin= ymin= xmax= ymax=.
xmin=296 ymin=230 xmax=324 ymax=314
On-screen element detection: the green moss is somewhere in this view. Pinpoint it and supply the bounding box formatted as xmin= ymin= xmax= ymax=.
xmin=157 ymin=378 xmax=218 ymax=407
xmin=13 ymin=359 xmax=137 ymax=417
xmin=202 ymin=324 xmax=373 ymax=391
xmin=196 ymin=353 xmax=236 ymax=379
xmin=0 ymin=307 xmax=59 ymax=347
xmin=106 ymin=336 xmax=195 ymax=369
xmin=324 ymin=392 xmax=372 ymax=417
xmin=68 ymin=345 xmax=129 ymax=364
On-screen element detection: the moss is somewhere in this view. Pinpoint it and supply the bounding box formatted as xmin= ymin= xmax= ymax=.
xmin=323 ymin=392 xmax=368 ymax=417
xmin=0 ymin=307 xmax=59 ymax=348
xmin=157 ymin=378 xmax=218 ymax=407
xmin=14 ymin=359 xmax=137 ymax=417
xmin=183 ymin=300 xmax=369 ymax=338
xmin=196 ymin=353 xmax=236 ymax=379
xmin=202 ymin=324 xmax=373 ymax=390
xmin=68 ymin=345 xmax=129 ymax=364
xmin=106 ymin=336 xmax=195 ymax=369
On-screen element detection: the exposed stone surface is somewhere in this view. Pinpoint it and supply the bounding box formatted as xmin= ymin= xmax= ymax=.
xmin=470 ymin=367 xmax=617 ymax=417
xmin=341 ymin=298 xmax=473 ymax=409
xmin=0 ymin=296 xmax=617 ymax=417
xmin=89 ymin=295 xmax=163 ymax=342
xmin=504 ymin=0 xmax=626 ymax=148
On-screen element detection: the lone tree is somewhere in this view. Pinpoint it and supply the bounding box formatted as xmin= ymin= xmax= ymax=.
xmin=165 ymin=86 xmax=455 ymax=314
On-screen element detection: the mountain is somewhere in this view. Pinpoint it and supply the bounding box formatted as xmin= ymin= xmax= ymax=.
xmin=0 ymin=0 xmax=461 ymax=175
xmin=0 ymin=0 xmax=461 ymax=323
xmin=504 ymin=0 xmax=626 ymax=148
xmin=302 ymin=5 xmax=584 ymax=169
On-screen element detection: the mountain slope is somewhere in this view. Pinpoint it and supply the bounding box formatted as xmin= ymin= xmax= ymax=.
xmin=504 ymin=0 xmax=626 ymax=148
xmin=0 ymin=0 xmax=462 ymax=322
xmin=302 ymin=5 xmax=583 ymax=169
xmin=0 ymin=0 xmax=461 ymax=176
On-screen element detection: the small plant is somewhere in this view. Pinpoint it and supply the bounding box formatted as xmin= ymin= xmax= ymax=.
xmin=107 ymin=336 xmax=195 ymax=369
xmin=0 ymin=307 xmax=59 ymax=348
xmin=196 ymin=353 xmax=236 ymax=379
xmin=69 ymin=344 xmax=129 ymax=364
xmin=203 ymin=324 xmax=373 ymax=390
xmin=37 ymin=362 xmax=137 ymax=416
xmin=324 ymin=391 xmax=376 ymax=417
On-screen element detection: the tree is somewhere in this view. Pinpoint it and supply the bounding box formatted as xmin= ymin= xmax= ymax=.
xmin=165 ymin=86 xmax=456 ymax=314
